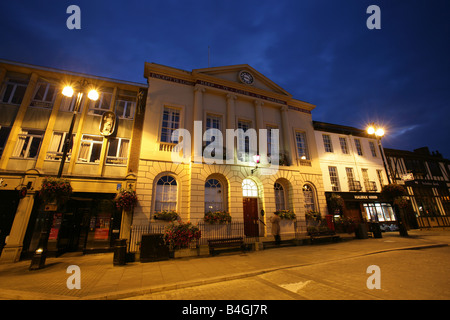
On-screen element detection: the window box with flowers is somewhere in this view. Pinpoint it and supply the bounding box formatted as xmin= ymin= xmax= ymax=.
xmin=39 ymin=177 xmax=73 ymax=204
xmin=154 ymin=210 xmax=179 ymax=222
xmin=204 ymin=211 xmax=232 ymax=224
xmin=115 ymin=189 xmax=138 ymax=211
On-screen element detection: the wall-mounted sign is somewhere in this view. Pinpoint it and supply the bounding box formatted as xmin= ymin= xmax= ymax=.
xmin=99 ymin=111 xmax=116 ymax=137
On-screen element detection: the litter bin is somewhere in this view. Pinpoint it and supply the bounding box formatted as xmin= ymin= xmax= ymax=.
xmin=355 ymin=223 xmax=368 ymax=239
xmin=113 ymin=239 xmax=127 ymax=266
xmin=140 ymin=234 xmax=169 ymax=262
xmin=370 ymin=222 xmax=382 ymax=238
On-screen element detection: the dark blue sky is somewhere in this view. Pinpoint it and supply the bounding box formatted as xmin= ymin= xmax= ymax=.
xmin=1 ymin=1 xmax=449 ymax=157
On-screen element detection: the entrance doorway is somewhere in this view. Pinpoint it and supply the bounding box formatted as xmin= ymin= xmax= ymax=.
xmin=242 ymin=179 xmax=259 ymax=237
xmin=243 ymin=197 xmax=259 ymax=237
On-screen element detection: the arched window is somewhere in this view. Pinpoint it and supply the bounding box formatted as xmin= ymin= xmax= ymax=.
xmin=205 ymin=178 xmax=224 ymax=212
xmin=155 ymin=175 xmax=177 ymax=212
xmin=274 ymin=182 xmax=286 ymax=211
xmin=303 ymin=184 xmax=316 ymax=212
xmin=242 ymin=179 xmax=258 ymax=197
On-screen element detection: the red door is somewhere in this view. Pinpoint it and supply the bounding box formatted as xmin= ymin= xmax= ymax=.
xmin=243 ymin=198 xmax=259 ymax=237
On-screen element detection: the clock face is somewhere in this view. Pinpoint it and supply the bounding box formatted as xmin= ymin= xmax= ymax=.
xmin=239 ymin=71 xmax=254 ymax=85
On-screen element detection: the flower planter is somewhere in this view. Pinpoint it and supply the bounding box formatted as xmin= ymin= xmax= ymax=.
xmin=173 ymin=247 xmax=199 ymax=259
xmin=279 ymin=219 xmax=296 ymax=236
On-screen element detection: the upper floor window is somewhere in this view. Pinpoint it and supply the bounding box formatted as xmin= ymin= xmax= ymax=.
xmin=369 ymin=141 xmax=378 ymax=157
xmin=78 ymin=134 xmax=103 ymax=163
xmin=339 ymin=137 xmax=349 ymax=154
xmin=354 ymin=139 xmax=363 ymax=156
xmin=322 ymin=134 xmax=333 ymax=153
xmin=30 ymin=81 xmax=56 ymax=108
xmin=328 ymin=166 xmax=340 ymax=192
xmin=205 ymin=114 xmax=222 ymax=146
xmin=295 ymin=131 xmax=310 ymax=160
xmin=60 ymin=94 xmax=84 ymax=113
xmin=46 ymin=131 xmax=75 ymax=161
xmin=160 ymin=107 xmax=180 ymax=143
xmin=89 ymin=92 xmax=112 ymax=116
xmin=1 ymin=78 xmax=28 ymax=105
xmin=266 ymin=125 xmax=278 ymax=156
xmin=106 ymin=138 xmax=129 ymax=165
xmin=115 ymin=97 xmax=136 ymax=119
xmin=12 ymin=129 xmax=44 ymax=159
xmin=237 ymin=120 xmax=252 ymax=162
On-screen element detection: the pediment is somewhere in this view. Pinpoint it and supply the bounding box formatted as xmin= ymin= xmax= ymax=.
xmin=192 ymin=64 xmax=292 ymax=98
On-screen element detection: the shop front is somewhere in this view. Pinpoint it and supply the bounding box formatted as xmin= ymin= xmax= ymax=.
xmin=23 ymin=192 xmax=122 ymax=258
xmin=327 ymin=192 xmax=398 ymax=230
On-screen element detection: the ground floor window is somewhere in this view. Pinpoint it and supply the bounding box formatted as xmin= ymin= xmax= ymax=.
xmin=363 ymin=203 xmax=396 ymax=222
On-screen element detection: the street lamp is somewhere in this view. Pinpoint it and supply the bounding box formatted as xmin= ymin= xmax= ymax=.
xmin=57 ymin=81 xmax=99 ymax=177
xmin=29 ymin=80 xmax=99 ymax=270
xmin=367 ymin=123 xmax=391 ymax=184
xmin=367 ymin=122 xmax=408 ymax=236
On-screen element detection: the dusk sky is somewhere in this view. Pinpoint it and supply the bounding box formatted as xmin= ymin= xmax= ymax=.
xmin=1 ymin=1 xmax=449 ymax=157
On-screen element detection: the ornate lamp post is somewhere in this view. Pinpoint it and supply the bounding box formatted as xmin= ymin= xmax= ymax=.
xmin=367 ymin=123 xmax=408 ymax=236
xmin=29 ymin=81 xmax=99 ymax=270
xmin=58 ymin=80 xmax=99 ymax=177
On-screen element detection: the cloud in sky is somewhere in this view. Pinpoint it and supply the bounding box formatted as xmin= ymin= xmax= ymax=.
xmin=1 ymin=0 xmax=449 ymax=157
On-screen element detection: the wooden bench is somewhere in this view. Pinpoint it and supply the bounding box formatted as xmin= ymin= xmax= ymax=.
xmin=207 ymin=237 xmax=246 ymax=255
xmin=308 ymin=230 xmax=340 ymax=244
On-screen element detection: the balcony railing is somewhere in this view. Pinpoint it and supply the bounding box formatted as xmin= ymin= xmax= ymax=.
xmin=348 ymin=179 xmax=362 ymax=191
xmin=364 ymin=181 xmax=378 ymax=192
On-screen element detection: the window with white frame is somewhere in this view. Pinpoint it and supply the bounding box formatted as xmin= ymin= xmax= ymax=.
xmin=0 ymin=126 xmax=12 ymax=158
xmin=322 ymin=134 xmax=333 ymax=153
xmin=12 ymin=129 xmax=44 ymax=159
xmin=77 ymin=134 xmax=103 ymax=163
xmin=89 ymin=92 xmax=112 ymax=116
xmin=205 ymin=114 xmax=222 ymax=146
xmin=295 ymin=131 xmax=310 ymax=160
xmin=354 ymin=138 xmax=363 ymax=156
xmin=115 ymin=97 xmax=136 ymax=119
xmin=154 ymin=175 xmax=177 ymax=212
xmin=376 ymin=169 xmax=384 ymax=187
xmin=369 ymin=141 xmax=378 ymax=157
xmin=237 ymin=120 xmax=252 ymax=161
xmin=30 ymin=81 xmax=56 ymax=108
xmin=106 ymin=138 xmax=129 ymax=165
xmin=1 ymin=78 xmax=28 ymax=105
xmin=328 ymin=166 xmax=340 ymax=192
xmin=205 ymin=178 xmax=224 ymax=212
xmin=339 ymin=137 xmax=349 ymax=154
xmin=46 ymin=132 xmax=75 ymax=161
xmin=266 ymin=125 xmax=278 ymax=157
xmin=303 ymin=184 xmax=316 ymax=212
xmin=274 ymin=182 xmax=286 ymax=211
xmin=160 ymin=107 xmax=181 ymax=143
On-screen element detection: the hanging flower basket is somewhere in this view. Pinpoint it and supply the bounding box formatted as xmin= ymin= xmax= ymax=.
xmin=163 ymin=221 xmax=201 ymax=250
xmin=328 ymin=193 xmax=344 ymax=213
xmin=275 ymin=210 xmax=296 ymax=220
xmin=204 ymin=211 xmax=232 ymax=224
xmin=115 ymin=189 xmax=138 ymax=210
xmin=39 ymin=177 xmax=72 ymax=204
xmin=381 ymin=183 xmax=406 ymax=202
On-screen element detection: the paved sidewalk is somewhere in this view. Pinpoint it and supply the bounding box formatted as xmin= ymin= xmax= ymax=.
xmin=0 ymin=229 xmax=448 ymax=300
